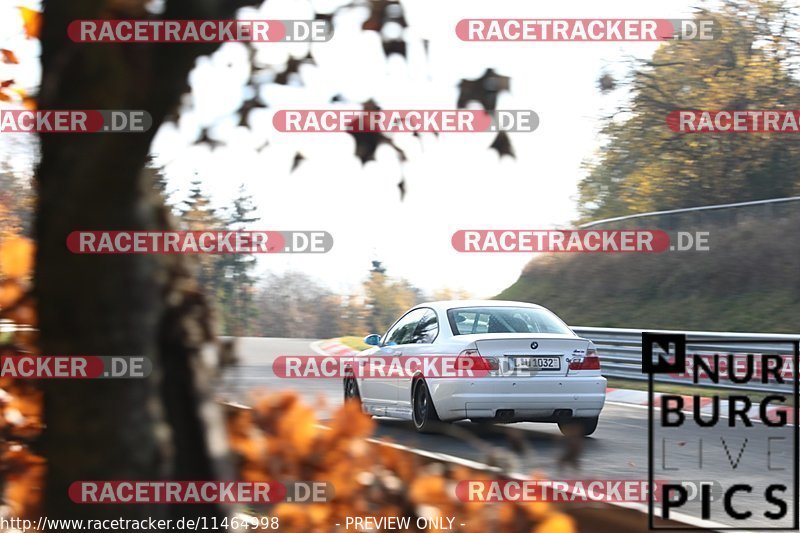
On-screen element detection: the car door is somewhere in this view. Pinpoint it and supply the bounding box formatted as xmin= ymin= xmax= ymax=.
xmin=360 ymin=308 xmax=427 ymax=414
xmin=395 ymin=308 xmax=440 ymax=413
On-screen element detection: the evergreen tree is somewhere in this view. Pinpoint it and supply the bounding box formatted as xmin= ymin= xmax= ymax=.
xmin=220 ymin=184 xmax=260 ymax=335
xmin=178 ymin=181 xmax=225 ymax=313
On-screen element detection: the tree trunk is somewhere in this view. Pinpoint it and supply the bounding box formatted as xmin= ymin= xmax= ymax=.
xmin=36 ymin=0 xmax=244 ymax=523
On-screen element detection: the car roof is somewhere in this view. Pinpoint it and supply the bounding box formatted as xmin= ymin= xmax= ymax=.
xmin=414 ymin=300 xmax=545 ymax=313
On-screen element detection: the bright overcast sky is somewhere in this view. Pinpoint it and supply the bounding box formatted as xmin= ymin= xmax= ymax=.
xmin=2 ymin=0 xmax=702 ymax=297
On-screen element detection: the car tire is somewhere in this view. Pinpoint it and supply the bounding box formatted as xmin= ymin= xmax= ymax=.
xmin=412 ymin=379 xmax=440 ymax=433
xmin=558 ymin=416 xmax=599 ymax=437
xmin=343 ymin=374 xmax=361 ymax=404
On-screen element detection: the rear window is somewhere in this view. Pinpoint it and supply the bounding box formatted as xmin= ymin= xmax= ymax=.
xmin=447 ymin=306 xmax=573 ymax=336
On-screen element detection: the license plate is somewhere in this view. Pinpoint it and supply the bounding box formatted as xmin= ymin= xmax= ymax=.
xmin=513 ymin=356 xmax=561 ymax=370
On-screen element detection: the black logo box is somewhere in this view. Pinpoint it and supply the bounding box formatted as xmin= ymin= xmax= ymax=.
xmin=643 ymin=333 xmax=799 ymax=531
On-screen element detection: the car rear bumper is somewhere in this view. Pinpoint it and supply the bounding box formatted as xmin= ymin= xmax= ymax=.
xmin=427 ymin=375 xmax=607 ymax=421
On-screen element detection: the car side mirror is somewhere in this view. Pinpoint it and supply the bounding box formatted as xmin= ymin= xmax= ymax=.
xmin=364 ymin=334 xmax=382 ymax=346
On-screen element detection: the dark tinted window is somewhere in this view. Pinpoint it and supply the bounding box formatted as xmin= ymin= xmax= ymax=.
xmin=410 ymin=309 xmax=438 ymax=344
xmin=384 ymin=308 xmax=427 ymax=345
xmin=448 ymin=307 xmax=572 ymax=335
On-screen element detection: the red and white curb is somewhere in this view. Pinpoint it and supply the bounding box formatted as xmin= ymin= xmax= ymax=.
xmin=606 ymin=387 xmax=796 ymax=425
xmin=311 ymin=339 xmax=359 ymax=357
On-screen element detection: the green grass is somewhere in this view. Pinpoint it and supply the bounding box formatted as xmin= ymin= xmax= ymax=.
xmin=336 ymin=336 xmax=370 ymax=351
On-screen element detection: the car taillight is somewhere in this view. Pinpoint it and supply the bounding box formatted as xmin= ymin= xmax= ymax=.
xmin=569 ymin=348 xmax=601 ymax=370
xmin=457 ymin=349 xmax=499 ymax=371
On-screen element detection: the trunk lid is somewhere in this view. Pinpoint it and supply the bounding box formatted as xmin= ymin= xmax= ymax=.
xmin=474 ymin=335 xmax=590 ymax=377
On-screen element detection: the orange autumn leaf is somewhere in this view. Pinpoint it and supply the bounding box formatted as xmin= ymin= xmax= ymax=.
xmin=522 ymin=499 xmax=553 ymax=521
xmin=2 ymin=446 xmax=45 ymax=517
xmin=0 ymin=280 xmax=24 ymax=309
xmin=0 ymin=236 xmax=35 ymax=279
xmin=408 ymin=474 xmax=448 ymax=505
xmin=17 ymin=7 xmax=42 ymax=39
xmin=532 ymin=512 xmax=575 ymax=533
xmin=22 ymin=96 xmax=36 ymax=110
xmin=277 ymin=400 xmax=318 ymax=455
xmin=497 ymin=502 xmax=516 ymax=523
xmin=304 ymin=503 xmax=331 ymax=525
xmin=326 ymin=398 xmax=374 ymax=439
xmin=1 ymin=49 xmax=19 ymax=64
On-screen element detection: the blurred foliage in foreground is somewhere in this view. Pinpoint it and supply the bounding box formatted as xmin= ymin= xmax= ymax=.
xmin=226 ymin=392 xmax=575 ymax=532
xmin=0 ymin=233 xmax=44 ymax=522
xmin=499 ymin=213 xmax=800 ymax=333
xmin=0 ymin=7 xmax=45 ymax=522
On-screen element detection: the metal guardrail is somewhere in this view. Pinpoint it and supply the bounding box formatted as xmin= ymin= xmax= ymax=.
xmin=572 ymin=326 xmax=798 ymax=394
xmin=578 ymin=195 xmax=800 ymax=230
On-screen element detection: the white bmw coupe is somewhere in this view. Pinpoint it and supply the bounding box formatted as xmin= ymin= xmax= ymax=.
xmin=343 ymin=300 xmax=607 ymax=436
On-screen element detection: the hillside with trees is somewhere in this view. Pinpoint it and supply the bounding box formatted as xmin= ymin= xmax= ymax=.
xmin=498 ymin=211 xmax=800 ymax=332
xmin=578 ymin=0 xmax=800 ymax=222
xmin=501 ymin=0 xmax=800 ymax=333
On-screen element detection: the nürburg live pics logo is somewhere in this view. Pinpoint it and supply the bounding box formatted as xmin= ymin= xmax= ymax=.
xmin=643 ymin=332 xmax=799 ymax=530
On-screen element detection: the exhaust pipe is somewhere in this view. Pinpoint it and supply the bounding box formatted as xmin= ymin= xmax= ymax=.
xmin=495 ymin=409 xmax=515 ymax=420
xmin=554 ymin=409 xmax=573 ymax=420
